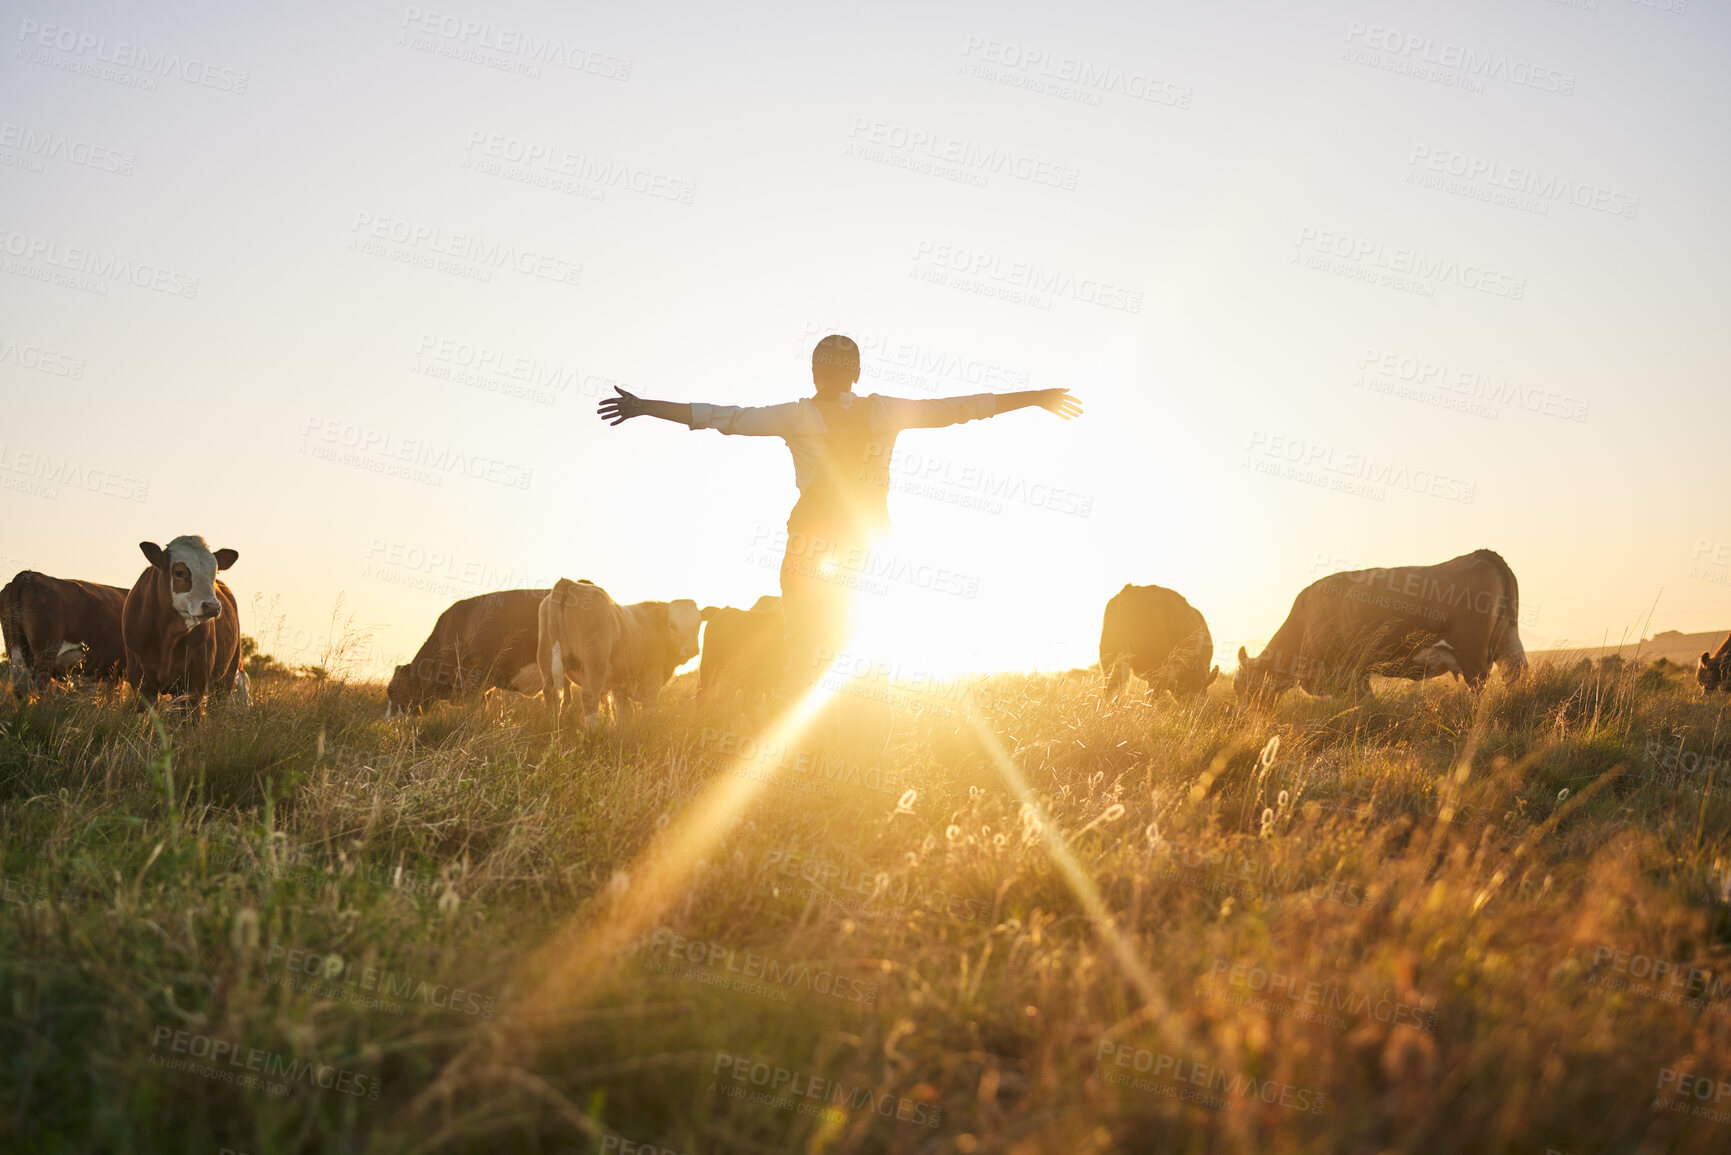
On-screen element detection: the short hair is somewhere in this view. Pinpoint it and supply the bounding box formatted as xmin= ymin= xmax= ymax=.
xmin=812 ymin=334 xmax=860 ymax=380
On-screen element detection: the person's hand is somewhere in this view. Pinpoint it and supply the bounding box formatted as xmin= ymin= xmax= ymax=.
xmin=598 ymin=386 xmax=643 ymax=426
xmin=1035 ymin=388 xmax=1083 ymax=419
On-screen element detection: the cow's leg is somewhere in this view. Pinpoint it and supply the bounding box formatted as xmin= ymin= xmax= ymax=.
xmin=21 ymin=613 xmax=66 ymax=697
xmin=1102 ymin=653 xmax=1128 ymax=694
xmin=133 ymin=670 xmax=163 ymax=714
xmin=177 ymin=636 xmax=214 ymax=721
xmin=579 ymin=663 xmax=609 ymax=728
xmin=539 ymin=636 xmax=565 ymax=727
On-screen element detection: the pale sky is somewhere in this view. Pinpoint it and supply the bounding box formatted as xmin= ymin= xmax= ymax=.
xmin=3 ymin=0 xmax=1726 ymax=679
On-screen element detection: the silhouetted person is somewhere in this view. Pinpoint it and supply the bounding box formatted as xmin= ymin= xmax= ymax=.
xmin=598 ymin=334 xmax=1081 ymax=694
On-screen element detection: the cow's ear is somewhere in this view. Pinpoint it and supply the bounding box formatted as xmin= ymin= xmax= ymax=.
xmin=1237 ymin=646 xmax=1249 ymax=665
xmin=1207 ymin=666 xmax=1220 ymax=686
xmin=213 ymin=548 xmax=238 ymax=571
xmin=139 ymin=542 xmax=168 ymax=569
xmin=1703 ymin=651 xmax=1714 ymax=664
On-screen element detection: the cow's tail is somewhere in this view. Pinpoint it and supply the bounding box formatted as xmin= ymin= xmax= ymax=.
xmin=1477 ymin=550 xmax=1527 ymax=677
xmin=2 ymin=572 xmax=37 ymax=697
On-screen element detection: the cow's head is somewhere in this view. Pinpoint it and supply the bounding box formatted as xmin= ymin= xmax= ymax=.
xmin=385 ymin=664 xmax=424 ymax=717
xmin=1157 ymin=627 xmax=1219 ymax=702
xmin=140 ymin=536 xmax=237 ymax=631
xmin=667 ymin=599 xmax=702 ymax=668
xmin=1233 ymin=646 xmax=1293 ymax=706
xmin=1699 ymin=651 xmax=1726 ymax=694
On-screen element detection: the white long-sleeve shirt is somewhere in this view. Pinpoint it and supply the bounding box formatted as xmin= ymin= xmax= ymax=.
xmin=688 ymin=390 xmax=998 ymax=494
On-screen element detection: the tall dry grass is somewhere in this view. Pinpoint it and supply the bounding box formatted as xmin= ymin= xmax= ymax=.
xmin=2 ymin=657 xmax=1729 ymax=1153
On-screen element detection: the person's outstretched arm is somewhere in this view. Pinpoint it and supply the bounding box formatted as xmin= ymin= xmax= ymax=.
xmin=598 ymin=387 xmax=809 ymax=436
xmin=993 ymin=388 xmax=1083 ymax=419
xmin=883 ymin=387 xmax=1083 ymax=431
xmin=597 ymin=388 xmax=692 ymax=427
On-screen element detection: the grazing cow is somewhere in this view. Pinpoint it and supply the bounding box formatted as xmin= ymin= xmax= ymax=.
xmin=1234 ymin=548 xmax=1526 ymax=704
xmin=697 ymin=595 xmax=785 ymax=700
xmin=385 ymin=588 xmax=549 ymax=717
xmin=122 ymin=536 xmax=248 ymax=715
xmin=1099 ymin=583 xmax=1219 ymax=701
xmin=537 ymin=578 xmax=701 ymax=728
xmin=1 ymin=571 xmax=129 ymax=698
xmin=1699 ymin=634 xmax=1731 ymax=694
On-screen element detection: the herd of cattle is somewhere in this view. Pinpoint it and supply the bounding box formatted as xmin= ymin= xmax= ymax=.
xmin=4 ymin=542 xmax=1731 ymax=721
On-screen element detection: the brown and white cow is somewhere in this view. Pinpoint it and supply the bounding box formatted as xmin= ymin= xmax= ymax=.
xmin=385 ymin=588 xmax=550 ymax=717
xmin=537 ymin=578 xmax=701 ymax=728
xmin=1 ymin=570 xmax=129 ymax=698
xmin=1099 ymin=583 xmax=1219 ymax=701
xmin=1698 ymin=634 xmax=1731 ymax=694
xmin=1234 ymin=549 xmax=1526 ymax=704
xmin=122 ymin=536 xmax=247 ymax=715
xmin=697 ymin=595 xmax=785 ymax=701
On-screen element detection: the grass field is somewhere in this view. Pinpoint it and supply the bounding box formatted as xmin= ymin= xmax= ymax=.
xmin=4 ymin=655 xmax=1731 ymax=1154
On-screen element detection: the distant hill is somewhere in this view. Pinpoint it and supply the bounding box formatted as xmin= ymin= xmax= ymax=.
xmin=1533 ymin=628 xmax=1728 ymax=668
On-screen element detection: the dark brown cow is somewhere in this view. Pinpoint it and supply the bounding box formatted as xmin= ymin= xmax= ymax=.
xmin=1699 ymin=634 xmax=1731 ymax=694
xmin=1099 ymin=583 xmax=1219 ymax=701
xmin=697 ymin=595 xmax=785 ymax=701
xmin=1234 ymin=549 xmax=1526 ymax=704
xmin=122 ymin=536 xmax=246 ymax=715
xmin=1 ymin=570 xmax=129 ymax=698
xmin=386 ymin=588 xmax=549 ymax=716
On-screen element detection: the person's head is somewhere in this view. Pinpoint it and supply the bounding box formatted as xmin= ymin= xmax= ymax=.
xmin=811 ymin=334 xmax=860 ymax=398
